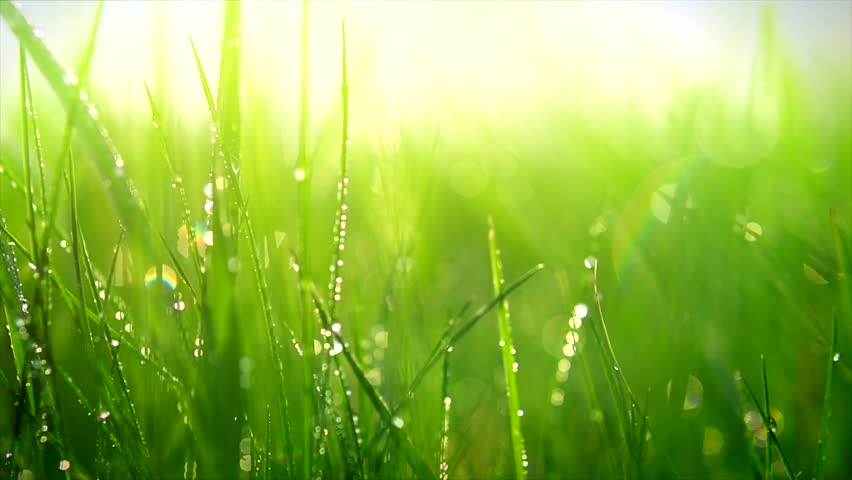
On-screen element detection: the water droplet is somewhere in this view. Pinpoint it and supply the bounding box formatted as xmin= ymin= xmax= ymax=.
xmin=562 ymin=344 xmax=576 ymax=357
xmin=744 ymin=222 xmax=763 ymax=242
xmin=565 ymin=331 xmax=579 ymax=344
xmin=517 ymin=409 xmax=525 ymax=417
xmin=173 ymin=300 xmax=186 ymax=311
xmin=833 ymin=353 xmax=841 ymax=362
xmin=569 ymin=316 xmax=583 ymax=329
xmin=227 ymin=257 xmax=240 ymax=273
xmin=239 ymin=455 xmax=251 ymax=472
xmin=58 ymin=459 xmax=71 ymax=471
xmin=293 ymin=167 xmax=306 ymax=182
xmin=98 ymin=411 xmax=110 ymax=421
xmin=583 ymin=256 xmax=597 ymax=269
xmin=702 ymin=426 xmax=724 ymax=455
xmin=391 ymin=417 xmax=404 ymax=429
xmin=573 ymin=304 xmax=589 ymax=319
xmin=550 ymin=388 xmax=565 ymax=406
xmin=683 ymin=374 xmax=704 ymax=411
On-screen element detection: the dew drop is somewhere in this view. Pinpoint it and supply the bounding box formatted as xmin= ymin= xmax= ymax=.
xmin=58 ymin=459 xmax=71 ymax=471
xmin=833 ymin=353 xmax=841 ymax=362
xmin=293 ymin=168 xmax=306 ymax=182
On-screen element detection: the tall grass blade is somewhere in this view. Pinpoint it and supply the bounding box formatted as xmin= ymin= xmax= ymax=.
xmin=144 ymin=83 xmax=205 ymax=286
xmin=310 ymin=287 xmax=436 ymax=480
xmin=741 ymin=375 xmax=795 ymax=479
xmin=295 ymin=2 xmax=316 ymax=478
xmin=762 ymin=356 xmax=771 ymax=480
xmin=18 ymin=45 xmax=38 ymax=256
xmin=438 ymin=325 xmax=452 ymax=480
xmin=487 ymin=217 xmax=528 ymax=480
xmin=813 ymin=313 xmax=838 ymax=480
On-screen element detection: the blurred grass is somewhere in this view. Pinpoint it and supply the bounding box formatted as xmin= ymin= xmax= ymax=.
xmin=1 ymin=0 xmax=851 ymax=479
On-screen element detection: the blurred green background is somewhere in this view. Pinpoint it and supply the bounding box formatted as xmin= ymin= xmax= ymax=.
xmin=1 ymin=0 xmax=850 ymax=478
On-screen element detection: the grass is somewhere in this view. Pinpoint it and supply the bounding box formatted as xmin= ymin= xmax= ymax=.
xmin=1 ymin=0 xmax=851 ymax=479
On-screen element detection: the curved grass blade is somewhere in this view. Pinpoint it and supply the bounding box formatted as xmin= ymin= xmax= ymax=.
xmin=38 ymin=1 xmax=102 ymax=261
xmin=392 ymin=263 xmax=542 ymax=423
xmin=813 ymin=313 xmax=838 ymax=480
xmin=0 ymin=218 xmax=184 ymax=391
xmin=1 ymin=1 xmax=152 ymax=250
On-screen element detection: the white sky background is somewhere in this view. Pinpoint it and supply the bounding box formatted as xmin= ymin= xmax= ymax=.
xmin=0 ymin=0 xmax=850 ymax=134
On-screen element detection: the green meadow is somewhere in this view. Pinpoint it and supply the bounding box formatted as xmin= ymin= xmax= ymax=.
xmin=0 ymin=1 xmax=850 ymax=478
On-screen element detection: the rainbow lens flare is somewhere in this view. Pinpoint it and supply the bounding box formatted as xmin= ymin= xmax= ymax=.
xmin=144 ymin=264 xmax=178 ymax=289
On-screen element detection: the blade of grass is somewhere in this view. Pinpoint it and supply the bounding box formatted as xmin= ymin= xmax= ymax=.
xmin=813 ymin=313 xmax=838 ymax=480
xmin=487 ymin=217 xmax=528 ymax=480
xmin=1 ymin=0 xmax=152 ymax=250
xmin=741 ymin=374 xmax=795 ymax=479
xmin=391 ymin=263 xmax=542 ymax=423
xmin=762 ymin=355 xmax=771 ymax=480
xmin=193 ymin=12 xmax=298 ymax=477
xmin=297 ymin=2 xmax=315 ymax=477
xmin=144 ymin=84 xmax=205 ymax=288
xmin=310 ymin=287 xmax=435 ymax=480
xmin=18 ymin=45 xmax=38 ymax=257
xmin=0 ymin=214 xmax=184 ymax=391
xmin=192 ymin=1 xmax=243 ymax=477
xmin=438 ymin=320 xmax=452 ymax=480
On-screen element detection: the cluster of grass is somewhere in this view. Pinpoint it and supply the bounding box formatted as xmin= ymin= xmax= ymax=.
xmin=1 ymin=1 xmax=850 ymax=479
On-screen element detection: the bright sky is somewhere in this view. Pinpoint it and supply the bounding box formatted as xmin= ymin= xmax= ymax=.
xmin=1 ymin=1 xmax=850 ymax=128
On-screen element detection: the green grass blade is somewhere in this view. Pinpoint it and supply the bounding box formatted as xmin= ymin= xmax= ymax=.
xmin=327 ymin=18 xmax=350 ymax=318
xmin=19 ymin=45 xmax=38 ymax=256
xmin=762 ymin=356 xmax=771 ymax=480
xmin=1 ymin=0 xmax=152 ymax=249
xmin=487 ymin=217 xmax=528 ymax=480
xmin=310 ymin=287 xmax=436 ymax=480
xmin=438 ymin=327 xmax=452 ymax=480
xmin=813 ymin=313 xmax=838 ymax=480
xmin=189 ymin=37 xmax=217 ymax=121
xmin=296 ymin=2 xmax=315 ymax=477
xmin=0 ymin=210 xmax=28 ymax=382
xmin=395 ymin=264 xmax=541 ymax=419
xmin=144 ymin=83 xmax=205 ymax=287
xmin=741 ymin=374 xmax=795 ymax=479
